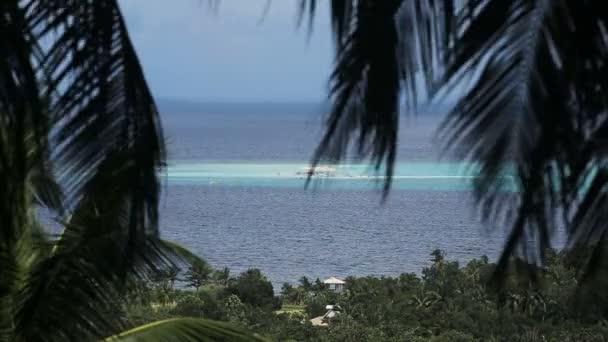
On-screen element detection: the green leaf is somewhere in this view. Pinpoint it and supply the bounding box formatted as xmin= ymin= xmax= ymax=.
xmin=104 ymin=318 xmax=269 ymax=342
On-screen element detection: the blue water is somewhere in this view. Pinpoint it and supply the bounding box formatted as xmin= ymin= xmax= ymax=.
xmin=158 ymin=102 xmax=512 ymax=287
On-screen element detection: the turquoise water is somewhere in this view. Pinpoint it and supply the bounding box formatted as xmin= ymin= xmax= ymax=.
xmin=167 ymin=161 xmax=481 ymax=191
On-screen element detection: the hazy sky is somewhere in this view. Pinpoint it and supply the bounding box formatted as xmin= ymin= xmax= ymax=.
xmin=121 ymin=0 xmax=333 ymax=102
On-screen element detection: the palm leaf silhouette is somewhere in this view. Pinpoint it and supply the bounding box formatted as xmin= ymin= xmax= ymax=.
xmin=304 ymin=0 xmax=608 ymax=277
xmin=1 ymin=1 xmax=265 ymax=340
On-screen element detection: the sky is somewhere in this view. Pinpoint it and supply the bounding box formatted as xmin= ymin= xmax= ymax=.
xmin=120 ymin=0 xmax=333 ymax=102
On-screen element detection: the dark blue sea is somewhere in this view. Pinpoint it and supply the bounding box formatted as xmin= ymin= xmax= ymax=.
xmin=158 ymin=101 xmax=510 ymax=287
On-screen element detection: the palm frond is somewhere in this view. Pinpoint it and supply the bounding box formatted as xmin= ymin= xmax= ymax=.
xmin=433 ymin=0 xmax=608 ymax=275
xmin=37 ymin=0 xmax=165 ymax=218
xmin=13 ymin=157 xmax=215 ymax=340
xmin=158 ymin=240 xmax=209 ymax=266
xmin=296 ymin=0 xmax=355 ymax=47
xmin=306 ymin=0 xmax=608 ymax=279
xmin=304 ymin=0 xmax=452 ymax=194
xmin=296 ymin=0 xmax=317 ymax=34
xmin=16 ymin=0 xmax=165 ymax=235
xmin=104 ymin=318 xmax=269 ymax=342
xmin=310 ymin=0 xmax=405 ymax=193
xmin=0 ymin=0 xmax=46 ymax=298
xmin=28 ymin=164 xmax=64 ymax=215
xmin=0 ymin=3 xmax=51 ymax=336
xmin=329 ymin=0 xmax=355 ymax=49
xmin=2 ymin=0 xmax=166 ymax=339
xmin=14 ymin=152 xmax=173 ymax=340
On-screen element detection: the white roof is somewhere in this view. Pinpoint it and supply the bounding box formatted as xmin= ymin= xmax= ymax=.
xmin=323 ymin=277 xmax=346 ymax=285
xmin=310 ymin=316 xmax=328 ymax=327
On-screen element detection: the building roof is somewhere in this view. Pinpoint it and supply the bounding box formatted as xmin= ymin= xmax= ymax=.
xmin=310 ymin=316 xmax=328 ymax=327
xmin=323 ymin=277 xmax=346 ymax=285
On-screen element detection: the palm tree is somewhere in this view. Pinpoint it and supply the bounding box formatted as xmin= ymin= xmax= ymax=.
xmin=213 ymin=267 xmax=231 ymax=286
xmin=0 ymin=1 xmax=265 ymax=340
xmin=302 ymin=1 xmax=608 ymax=278
xmin=186 ymin=260 xmax=213 ymax=291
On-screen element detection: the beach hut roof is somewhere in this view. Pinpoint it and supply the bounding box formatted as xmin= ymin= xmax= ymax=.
xmin=323 ymin=277 xmax=346 ymax=285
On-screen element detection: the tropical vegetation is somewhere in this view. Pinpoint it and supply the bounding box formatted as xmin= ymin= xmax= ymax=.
xmin=122 ymin=248 xmax=608 ymax=341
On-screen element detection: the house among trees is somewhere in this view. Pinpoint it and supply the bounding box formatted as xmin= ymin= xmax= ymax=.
xmin=323 ymin=277 xmax=345 ymax=292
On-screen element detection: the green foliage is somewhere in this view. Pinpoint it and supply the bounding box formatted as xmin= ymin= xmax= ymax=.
xmin=226 ymin=269 xmax=281 ymax=310
xmin=222 ymin=294 xmax=247 ymax=324
xmin=319 ymin=315 xmax=388 ymax=341
xmin=272 ymin=248 xmax=608 ymax=341
xmin=262 ymin=313 xmax=320 ymax=342
xmin=305 ymin=300 xmax=327 ymax=318
xmin=104 ymin=318 xmax=268 ymax=342
xmin=194 ymin=290 xmax=224 ymax=320
xmin=212 ymin=267 xmax=231 ymax=286
xmin=428 ymin=330 xmax=476 ymax=342
xmin=299 ymin=276 xmax=313 ymax=291
xmin=172 ymin=295 xmax=206 ymax=317
xmin=281 ymin=282 xmax=294 ymax=298
xmin=185 ymin=260 xmax=213 ymax=291
xmin=118 ymin=248 xmax=608 ymax=341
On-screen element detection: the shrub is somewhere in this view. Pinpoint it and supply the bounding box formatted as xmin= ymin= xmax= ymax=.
xmin=225 ymin=268 xmax=281 ymax=309
xmin=171 ymin=295 xmax=205 ymax=317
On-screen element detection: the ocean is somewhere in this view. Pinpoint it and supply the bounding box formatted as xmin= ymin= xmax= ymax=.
xmin=158 ymin=101 xmax=509 ymax=287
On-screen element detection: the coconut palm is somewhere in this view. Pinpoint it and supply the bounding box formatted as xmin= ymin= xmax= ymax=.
xmin=0 ymin=1 xmax=265 ymax=340
xmin=303 ymin=0 xmax=608 ymax=277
